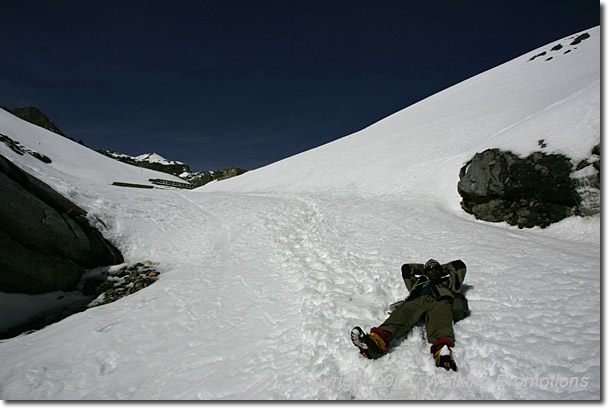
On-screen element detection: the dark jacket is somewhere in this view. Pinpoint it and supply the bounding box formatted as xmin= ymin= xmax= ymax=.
xmin=401 ymin=260 xmax=467 ymax=301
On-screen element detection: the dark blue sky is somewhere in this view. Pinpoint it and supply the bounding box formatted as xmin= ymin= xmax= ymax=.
xmin=0 ymin=1 xmax=600 ymax=171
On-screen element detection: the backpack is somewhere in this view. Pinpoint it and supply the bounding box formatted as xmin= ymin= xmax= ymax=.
xmin=451 ymin=293 xmax=469 ymax=322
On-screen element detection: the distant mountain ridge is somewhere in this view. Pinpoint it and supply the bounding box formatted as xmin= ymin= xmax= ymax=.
xmin=95 ymin=149 xmax=192 ymax=176
xmin=95 ymin=149 xmax=247 ymax=187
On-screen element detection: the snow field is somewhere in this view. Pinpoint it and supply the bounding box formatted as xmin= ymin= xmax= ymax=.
xmin=0 ymin=26 xmax=600 ymax=400
xmin=0 ymin=184 xmax=599 ymax=399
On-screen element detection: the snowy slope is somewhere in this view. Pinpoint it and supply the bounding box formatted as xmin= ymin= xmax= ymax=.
xmin=0 ymin=110 xmax=187 ymax=191
xmin=201 ymin=28 xmax=600 ymax=207
xmin=0 ymin=27 xmax=600 ymax=400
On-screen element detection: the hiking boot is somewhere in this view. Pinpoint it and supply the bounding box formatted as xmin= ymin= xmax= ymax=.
xmin=351 ymin=327 xmax=391 ymax=359
xmin=365 ymin=327 xmax=390 ymax=359
xmin=362 ymin=333 xmax=386 ymax=359
xmin=433 ymin=345 xmax=457 ymax=371
xmin=431 ymin=337 xmax=457 ymax=371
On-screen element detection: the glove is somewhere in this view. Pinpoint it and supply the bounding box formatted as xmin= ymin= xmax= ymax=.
xmin=401 ymin=264 xmax=412 ymax=279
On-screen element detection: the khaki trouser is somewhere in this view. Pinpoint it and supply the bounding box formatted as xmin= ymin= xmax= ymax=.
xmin=378 ymin=295 xmax=454 ymax=344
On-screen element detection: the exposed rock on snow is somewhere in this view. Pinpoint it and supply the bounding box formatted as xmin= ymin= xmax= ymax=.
xmin=181 ymin=169 xmax=214 ymax=186
xmin=572 ymin=144 xmax=601 ymax=216
xmin=458 ymin=147 xmax=600 ymax=228
xmin=0 ymin=132 xmax=52 ymax=163
xmin=528 ymin=31 xmax=590 ymax=61
xmin=214 ymin=166 xmax=248 ymax=180
xmin=570 ymin=32 xmax=591 ymax=45
xmin=458 ymin=149 xmax=576 ymax=228
xmin=0 ymin=154 xmax=123 ymax=294
xmin=86 ymin=261 xmax=160 ymax=308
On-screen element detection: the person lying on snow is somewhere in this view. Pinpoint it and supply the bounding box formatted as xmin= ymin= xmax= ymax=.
xmin=351 ymin=259 xmax=468 ymax=371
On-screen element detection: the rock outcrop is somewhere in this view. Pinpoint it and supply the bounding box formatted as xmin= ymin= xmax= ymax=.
xmin=528 ymin=31 xmax=591 ymax=62
xmin=85 ymin=261 xmax=161 ymax=308
xmin=457 ymin=149 xmax=592 ymax=228
xmin=0 ymin=154 xmax=123 ymax=294
xmin=215 ymin=166 xmax=247 ymax=180
xmin=182 ymin=170 xmax=214 ymax=187
xmin=571 ymin=144 xmax=601 ymax=216
xmin=3 ymin=106 xmax=67 ymax=138
xmin=0 ymin=132 xmax=52 ymax=163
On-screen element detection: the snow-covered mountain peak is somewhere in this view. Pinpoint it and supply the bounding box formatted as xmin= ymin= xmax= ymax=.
xmin=134 ymin=152 xmax=185 ymax=165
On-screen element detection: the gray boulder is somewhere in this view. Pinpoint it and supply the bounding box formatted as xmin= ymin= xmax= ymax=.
xmin=0 ymin=154 xmax=123 ymax=294
xmin=458 ymin=149 xmax=578 ymax=228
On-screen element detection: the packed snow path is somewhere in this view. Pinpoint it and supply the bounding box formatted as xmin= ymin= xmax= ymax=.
xmin=0 ymin=187 xmax=599 ymax=400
